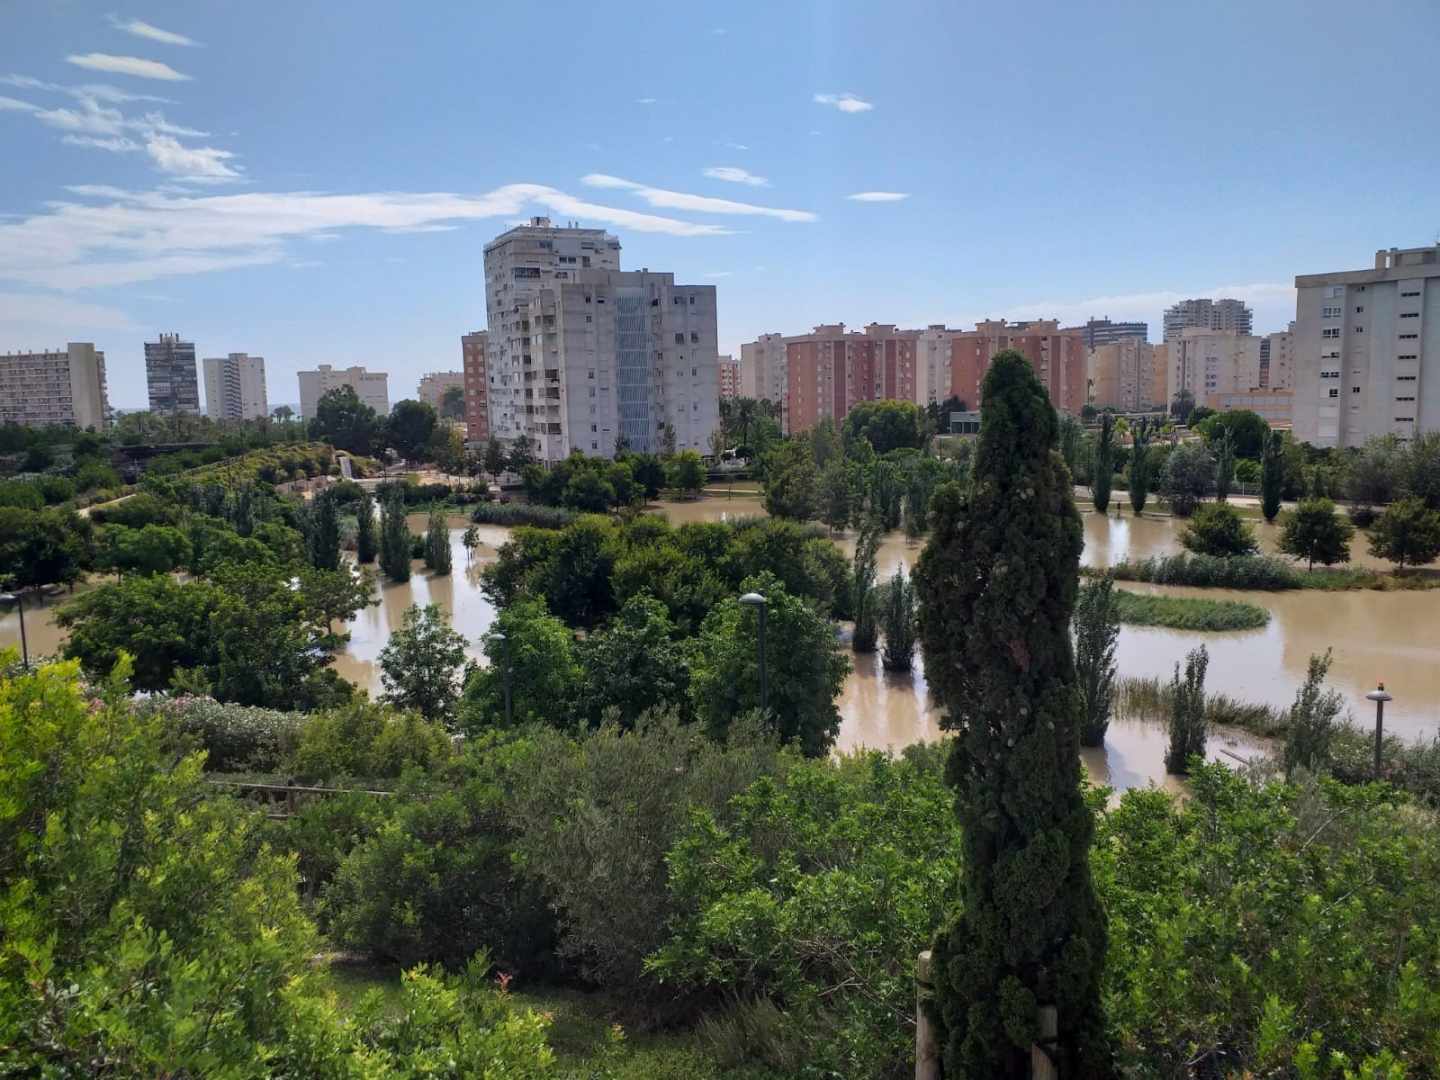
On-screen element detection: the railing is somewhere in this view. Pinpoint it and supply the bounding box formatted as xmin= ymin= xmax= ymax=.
xmin=205 ymin=779 xmax=393 ymax=819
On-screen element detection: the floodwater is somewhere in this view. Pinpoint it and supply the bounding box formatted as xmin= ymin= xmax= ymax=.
xmin=5 ymin=498 xmax=1436 ymax=792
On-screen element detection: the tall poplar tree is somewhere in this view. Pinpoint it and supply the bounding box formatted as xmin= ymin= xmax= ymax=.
xmin=309 ymin=490 xmax=341 ymax=571
xmin=1128 ymin=417 xmax=1153 ymax=516
xmin=915 ymin=350 xmax=1109 ymax=1077
xmin=1261 ymin=430 xmax=1285 ymax=522
xmin=1092 ymin=413 xmax=1114 ymax=514
xmin=355 ymin=490 xmax=377 ymax=565
xmin=379 ymin=494 xmax=412 ymax=584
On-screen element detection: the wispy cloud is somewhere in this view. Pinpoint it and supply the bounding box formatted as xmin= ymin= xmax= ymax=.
xmin=144 ymin=135 xmax=241 ymax=180
xmin=0 ymin=183 xmax=731 ymax=290
xmin=0 ymin=95 xmax=38 ymax=112
xmin=0 ymin=290 xmax=138 ymax=332
xmin=106 ymin=15 xmax=201 ymax=47
xmin=723 ymin=141 xmax=749 ymax=151
xmin=813 ymin=92 xmax=873 ymax=113
xmin=66 ymin=53 xmax=191 ymax=81
xmin=847 ymin=191 xmax=909 ymax=202
xmin=635 ymin=97 xmax=657 ymax=104
xmin=581 ymin=174 xmax=816 ymax=222
xmin=1 ymin=74 xmax=174 ymax=103
xmin=704 ymin=271 xmax=733 ymax=278
xmin=945 ymin=283 xmax=1295 ymax=335
xmin=703 ymin=166 xmax=768 ymax=187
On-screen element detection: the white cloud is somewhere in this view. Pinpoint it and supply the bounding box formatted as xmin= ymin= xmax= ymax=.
xmin=106 ymin=15 xmax=202 ymax=47
xmin=813 ymin=92 xmax=873 ymax=113
xmin=62 ymin=134 xmax=141 ymax=152
xmin=704 ymin=271 xmax=733 ymax=278
xmin=847 ymin=191 xmax=909 ymax=202
xmin=144 ymin=134 xmax=242 ymax=180
xmin=66 ymin=53 xmax=191 ymax=81
xmin=944 ymin=282 xmax=1296 ymax=336
xmin=1 ymin=74 xmax=173 ymax=103
xmin=580 ymin=174 xmax=816 ymax=222
xmin=724 ymin=141 xmax=749 ymax=151
xmin=0 ymin=183 xmax=731 ymax=290
xmin=635 ymin=97 xmax=657 ymax=104
xmin=0 ymin=95 xmax=38 ymax=112
xmin=0 ymin=290 xmax=138 ymax=334
xmin=703 ymin=166 xmax=768 ymax=187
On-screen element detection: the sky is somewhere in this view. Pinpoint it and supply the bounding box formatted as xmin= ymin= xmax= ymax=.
xmin=2 ymin=1 xmax=1439 ymax=410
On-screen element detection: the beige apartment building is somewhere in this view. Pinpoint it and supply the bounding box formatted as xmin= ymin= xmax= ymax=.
xmin=202 ymin=352 xmax=268 ymax=420
xmin=718 ymin=355 xmax=740 ymax=399
xmin=1168 ymin=328 xmax=1263 ymax=410
xmin=1163 ymin=298 xmax=1254 ymax=342
xmin=417 ymin=371 xmax=464 ymax=413
xmin=0 ymin=342 xmax=109 ymax=429
xmin=1261 ymin=325 xmax=1295 ymax=390
xmin=739 ymin=333 xmax=788 ymax=407
xmin=1087 ymin=337 xmax=1159 ymax=412
xmin=1218 ymin=390 xmax=1294 ymax=427
xmin=298 ymin=364 xmax=390 ymax=419
xmin=461 ymin=332 xmax=489 ymax=445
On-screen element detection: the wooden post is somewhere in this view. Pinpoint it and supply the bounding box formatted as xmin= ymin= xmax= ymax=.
xmin=1031 ymin=1004 xmax=1058 ymax=1080
xmin=915 ymin=950 xmax=940 ymax=1080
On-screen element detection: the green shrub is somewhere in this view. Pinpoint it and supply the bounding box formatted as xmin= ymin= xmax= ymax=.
xmin=1179 ymin=501 xmax=1259 ymax=557
xmin=146 ymin=693 xmax=305 ymax=771
xmin=471 ymin=501 xmax=578 ymax=528
xmin=1101 ymin=553 xmax=1303 ymax=589
xmin=287 ymin=699 xmax=453 ymax=782
xmin=1112 ymin=589 xmax=1269 ymax=631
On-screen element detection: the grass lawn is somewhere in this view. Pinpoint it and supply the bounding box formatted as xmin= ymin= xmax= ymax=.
xmin=1112 ymin=588 xmax=1270 ymax=631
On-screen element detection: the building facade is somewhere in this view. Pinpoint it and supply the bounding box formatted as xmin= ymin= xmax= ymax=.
xmin=417 ymin=371 xmax=465 ymax=414
xmin=1066 ymin=317 xmax=1149 ymax=349
xmin=739 ymin=333 xmax=788 ymax=406
xmin=1260 ymin=324 xmax=1295 ymax=390
xmin=718 ymin=354 xmax=740 ymax=399
xmin=145 ymin=333 xmax=200 ymax=416
xmin=298 ymin=364 xmax=390 ymax=419
xmin=1293 ymin=245 xmax=1440 ymax=448
xmin=461 ymin=331 xmax=490 ymax=444
xmin=483 ymin=217 xmax=622 ymax=454
xmin=1217 ymin=390 xmax=1294 ymax=427
xmin=1167 ymin=329 xmax=1264 ymax=410
xmin=783 ymin=323 xmax=919 ymax=433
xmin=1162 ymin=298 xmax=1254 ymax=342
xmin=202 ymin=353 xmax=268 ymax=420
xmin=0 ymin=343 xmax=109 ymax=429
xmin=1088 ymin=337 xmax=1159 ymax=412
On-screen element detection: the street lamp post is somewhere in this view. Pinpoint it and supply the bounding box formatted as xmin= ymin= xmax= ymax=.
xmin=1365 ymin=683 xmax=1393 ymax=780
xmin=493 ymin=630 xmax=513 ymax=725
xmin=1 ymin=591 xmax=28 ymax=670
xmin=739 ymin=592 xmax=768 ymax=713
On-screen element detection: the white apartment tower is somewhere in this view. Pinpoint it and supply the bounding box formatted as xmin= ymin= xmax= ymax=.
xmin=298 ymin=364 xmax=390 ymax=419
xmin=1294 ymin=245 xmax=1440 ymax=448
xmin=1163 ymin=298 xmax=1254 ymax=342
xmin=483 ymin=217 xmax=621 ymax=459
xmin=1167 ymin=328 xmax=1263 ymax=410
xmin=739 ymin=333 xmax=788 ymax=404
xmin=0 ymin=343 xmax=110 ymax=429
xmin=203 ymin=353 xmax=268 ymax=420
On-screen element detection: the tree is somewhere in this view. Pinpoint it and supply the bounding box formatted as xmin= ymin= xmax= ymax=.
xmin=379 ymin=493 xmax=412 ymax=583
xmin=506 ymin=433 xmax=536 ymax=474
xmin=1074 ymin=576 xmax=1119 ymax=748
xmin=1201 ymin=409 xmax=1270 ymax=461
xmin=1403 ymin=431 xmax=1440 ymax=511
xmin=309 ymin=490 xmax=341 ymax=570
xmin=819 ymin=458 xmax=856 ymax=534
xmin=563 ymin=468 xmax=614 ymax=512
xmin=1283 ymin=650 xmax=1346 ymax=779
xmin=1278 ymin=497 xmax=1354 ymax=570
xmin=378 ymin=602 xmax=467 ymax=726
xmin=1170 ymin=387 xmax=1195 ymax=423
xmin=1161 ymin=441 xmax=1213 ymax=517
xmin=688 ymin=572 xmax=850 ymax=758
xmin=809 ymin=415 xmax=842 ymax=469
xmin=271 ymin=403 xmax=294 ymax=421
xmin=439 ymin=385 xmax=466 ymax=421
xmin=879 ymin=566 xmax=916 ymax=671
xmin=1092 ymin=413 xmax=1115 ymax=513
xmin=762 ymin=441 xmax=818 ymax=521
xmin=0 ymin=506 xmax=92 ymax=591
xmin=851 ymin=515 xmax=881 ymax=653
xmin=355 ymin=489 xmax=377 ymax=564
xmin=1367 ymin=496 xmax=1440 ymax=570
xmin=310 ymin=384 xmax=380 ymax=455
xmin=842 ymin=399 xmax=927 ymax=455
xmin=462 ymin=522 xmax=480 ymax=561
xmin=427 ymin=423 xmax=466 ymax=477
xmin=1213 ymin=427 xmax=1236 ymax=503
xmin=1261 ymin=430 xmax=1285 ymax=522
xmin=658 ymin=422 xmax=678 ymax=457
xmin=1180 ymin=502 xmax=1259 ymax=557
xmin=870 ymin=457 xmax=905 ymax=531
xmin=1128 ymin=419 xmax=1153 ymax=515
xmin=424 ymin=506 xmax=452 ymax=575
xmin=1057 ymin=413 xmax=1082 ymax=476
xmin=459 ymin=596 xmax=580 ymax=730
xmin=1164 ymin=644 xmax=1209 ymax=775
xmin=913 ymin=350 xmax=1108 ymax=1076
xmin=385 ymin=399 xmax=438 ymax=461
xmin=482 ymin=436 xmax=507 ymax=482
xmin=669 ymin=449 xmax=706 ymax=499
xmin=1347 ymin=435 xmax=1402 ymax=516
xmin=97 ymin=523 xmax=190 ymax=576
xmin=577 ymin=592 xmax=691 ymax=727
xmin=629 ymin=453 xmax=666 ymax=500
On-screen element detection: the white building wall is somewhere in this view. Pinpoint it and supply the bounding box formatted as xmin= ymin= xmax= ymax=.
xmin=0 ymin=343 xmax=109 ymax=429
xmin=298 ymin=365 xmax=390 ymax=419
xmin=204 ymin=353 xmax=268 ymax=420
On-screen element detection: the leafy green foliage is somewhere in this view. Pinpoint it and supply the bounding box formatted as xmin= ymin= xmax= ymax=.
xmin=1128 ymin=419 xmax=1154 ymax=515
xmin=1102 ymin=552 xmax=1304 ymax=589
xmin=356 ymin=489 xmax=377 ymax=563
xmin=94 ymin=521 xmax=192 ymax=575
xmin=0 ymin=505 xmax=93 ymax=590
xmin=1279 ymin=497 xmax=1355 ymax=569
xmin=1213 ymin=426 xmax=1236 ymax=502
xmin=1367 ymin=496 xmax=1440 ymax=569
xmin=879 ymin=565 xmax=916 ymax=671
xmin=761 ymin=440 xmax=818 ymax=521
xmin=1164 ymin=644 xmax=1208 ymax=774
xmin=1282 ymin=651 xmax=1347 ymax=780
xmin=914 ymin=350 xmax=1109 ymax=1075
xmin=1074 ymin=576 xmax=1119 ymax=748
xmin=850 ymin=515 xmax=881 ymax=653
xmin=460 ymin=597 xmax=581 ymax=731
xmin=311 ymin=383 xmax=382 ymax=455
xmin=1112 ymin=590 xmax=1269 ymax=631
xmin=576 ymin=592 xmax=691 ymax=728
xmin=379 ymin=603 xmax=468 ymax=726
xmin=1262 ymin=430 xmax=1285 ymax=521
xmin=1161 ymin=440 xmax=1214 ymax=517
xmin=385 ymin=398 xmax=439 ymax=461
xmin=1092 ymin=413 xmax=1115 ymax=513
xmin=819 ymin=456 xmax=857 ymax=533
xmin=669 ymin=449 xmax=707 ymax=498
xmin=842 ymin=399 xmax=928 ymax=455
xmin=1197 ymin=408 xmax=1270 ymax=461
xmin=379 ymin=492 xmax=413 ymax=582
xmin=424 ymin=506 xmax=452 ymax=574
xmin=1180 ymin=501 xmax=1260 ymax=557
xmin=308 ymin=488 xmax=342 ymax=570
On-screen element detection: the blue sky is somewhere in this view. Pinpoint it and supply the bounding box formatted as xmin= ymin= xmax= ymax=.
xmin=2 ymin=0 xmax=1438 ymax=409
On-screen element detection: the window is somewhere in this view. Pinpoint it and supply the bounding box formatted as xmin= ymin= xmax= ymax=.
xmin=690 ymin=332 xmax=699 ymax=343
xmin=1322 ymin=328 xmax=1341 ymax=339
xmin=1325 ymin=285 xmax=1344 ymax=298
xmin=689 ymin=295 xmax=695 ymax=305
xmin=1322 ymin=305 xmax=1342 ymax=318
xmin=1401 ymin=290 xmax=1420 ymax=297
xmin=1355 ymin=305 xmax=1364 ymax=313
xmin=1355 ymin=326 xmax=1364 ymax=333
xmin=1396 ymin=396 xmax=1416 ymax=402
xmin=1320 ymin=370 xmax=1340 ymax=379
xmin=1398 ymin=354 xmax=1419 ymax=360
xmin=1398 ymin=375 xmax=1417 ymax=382
xmin=585 ymin=315 xmax=592 ymax=323
xmin=1328 ymin=388 xmax=1339 ymax=399
xmin=675 ymin=333 xmax=685 ymax=344
xmin=1396 ymin=417 xmax=1415 ymax=423
xmin=590 ymin=423 xmax=597 ymax=432
xmin=1400 ymin=333 xmax=1419 ymax=340
xmin=1352 ymin=386 xmax=1361 ymax=394
xmin=1400 ymin=312 xmax=1420 ymax=319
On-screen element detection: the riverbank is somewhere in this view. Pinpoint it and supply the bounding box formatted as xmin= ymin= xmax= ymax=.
xmin=1091 ymin=553 xmax=1440 ymax=591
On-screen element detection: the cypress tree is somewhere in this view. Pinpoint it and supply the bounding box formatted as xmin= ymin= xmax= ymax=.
xmin=356 ymin=491 xmax=377 ymax=565
xmin=379 ymin=494 xmax=412 ymax=583
xmin=1128 ymin=418 xmax=1152 ymax=516
xmin=424 ymin=506 xmax=452 ymax=575
xmin=310 ymin=490 xmax=341 ymax=571
xmin=1074 ymin=576 xmax=1119 ymax=748
xmin=850 ymin=513 xmax=881 ymax=652
xmin=1164 ymin=644 xmax=1209 ymax=775
xmin=915 ymin=350 xmax=1109 ymax=1077
xmin=1214 ymin=427 xmax=1236 ymax=503
xmin=879 ymin=566 xmax=916 ymax=671
xmin=1092 ymin=413 xmax=1114 ymax=514
xmin=1261 ymin=430 xmax=1284 ymax=522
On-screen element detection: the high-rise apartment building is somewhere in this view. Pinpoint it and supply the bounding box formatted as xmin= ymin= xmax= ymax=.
xmin=417 ymin=371 xmax=465 ymax=414
xmin=482 ymin=217 xmax=621 ymax=456
xmin=784 ymin=323 xmax=918 ymax=433
xmin=1260 ymin=324 xmax=1295 ymax=390
xmin=0 ymin=343 xmax=109 ymax=429
xmin=1167 ymin=328 xmax=1263 ymax=410
xmin=145 ymin=333 xmax=200 ymax=416
xmin=202 ymin=353 xmax=268 ymax=420
xmin=461 ymin=332 xmax=489 ymax=444
xmin=1066 ymin=317 xmax=1149 ymax=349
xmin=297 ymin=364 xmax=390 ymax=419
xmin=740 ymin=333 xmax=788 ymax=406
xmin=1088 ymin=337 xmax=1160 ymax=411
xmin=718 ymin=355 xmax=740 ymax=399
xmin=1162 ymin=298 xmax=1254 ymax=342
xmin=1150 ymin=343 xmax=1172 ymax=408
xmin=1293 ymin=245 xmax=1440 ymax=448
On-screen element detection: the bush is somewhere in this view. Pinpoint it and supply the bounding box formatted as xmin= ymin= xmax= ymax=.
xmin=471 ymin=501 xmax=578 ymax=528
xmin=287 ymin=700 xmax=454 ymax=782
xmin=1112 ymin=590 xmax=1269 ymax=631
xmin=1179 ymin=502 xmax=1258 ymax=557
xmin=1164 ymin=644 xmax=1209 ymax=773
xmin=1101 ymin=552 xmax=1302 ymax=589
xmin=145 ymin=694 xmax=305 ymax=771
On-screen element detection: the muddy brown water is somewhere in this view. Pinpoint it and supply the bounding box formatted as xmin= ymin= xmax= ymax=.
xmin=5 ymin=500 xmax=1435 ymax=793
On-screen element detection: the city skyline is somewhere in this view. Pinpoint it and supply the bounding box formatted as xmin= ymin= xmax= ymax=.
xmin=1 ymin=1 xmax=1438 ymax=409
